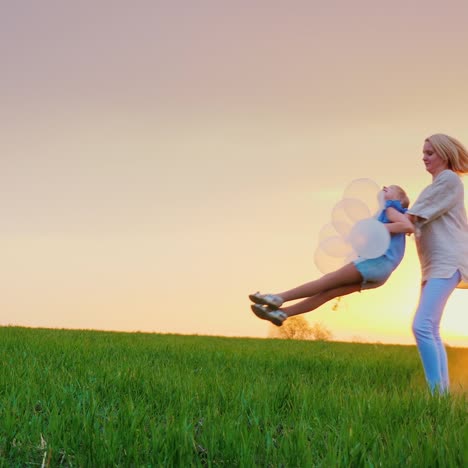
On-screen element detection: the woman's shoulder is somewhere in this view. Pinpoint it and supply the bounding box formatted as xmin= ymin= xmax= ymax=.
xmin=436 ymin=169 xmax=461 ymax=184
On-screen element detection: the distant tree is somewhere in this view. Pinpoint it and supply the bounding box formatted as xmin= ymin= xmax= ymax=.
xmin=273 ymin=316 xmax=311 ymax=340
xmin=309 ymin=322 xmax=333 ymax=341
xmin=270 ymin=316 xmax=332 ymax=341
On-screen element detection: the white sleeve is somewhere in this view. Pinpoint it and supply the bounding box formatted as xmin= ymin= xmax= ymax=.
xmin=407 ymin=171 xmax=462 ymax=225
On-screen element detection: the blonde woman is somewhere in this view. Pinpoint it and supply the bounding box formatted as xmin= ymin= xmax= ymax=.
xmin=407 ymin=134 xmax=468 ymax=394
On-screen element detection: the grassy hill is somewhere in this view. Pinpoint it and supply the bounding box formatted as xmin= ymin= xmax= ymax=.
xmin=0 ymin=326 xmax=466 ymax=466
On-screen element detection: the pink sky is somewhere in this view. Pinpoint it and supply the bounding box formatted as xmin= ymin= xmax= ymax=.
xmin=2 ymin=1 xmax=468 ymax=345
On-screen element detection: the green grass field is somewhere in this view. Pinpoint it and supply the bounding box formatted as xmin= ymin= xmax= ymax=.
xmin=0 ymin=327 xmax=466 ymax=467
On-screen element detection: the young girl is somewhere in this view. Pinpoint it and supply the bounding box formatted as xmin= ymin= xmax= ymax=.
xmin=250 ymin=185 xmax=414 ymax=326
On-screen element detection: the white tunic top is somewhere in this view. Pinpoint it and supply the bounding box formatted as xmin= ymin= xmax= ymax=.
xmin=407 ymin=170 xmax=468 ymax=287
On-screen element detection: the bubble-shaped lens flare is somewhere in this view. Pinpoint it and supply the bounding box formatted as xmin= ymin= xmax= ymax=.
xmin=320 ymin=235 xmax=354 ymax=258
xmin=331 ymin=198 xmax=371 ymax=238
xmin=314 ymin=247 xmax=348 ymax=275
xmin=343 ymin=178 xmax=381 ymax=216
xmin=348 ymin=218 xmax=390 ymax=259
xmin=314 ymin=178 xmax=389 ymax=272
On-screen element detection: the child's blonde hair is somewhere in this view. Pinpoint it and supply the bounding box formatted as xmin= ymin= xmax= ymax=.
xmin=426 ymin=134 xmax=468 ymax=175
xmin=392 ymin=185 xmax=410 ymax=209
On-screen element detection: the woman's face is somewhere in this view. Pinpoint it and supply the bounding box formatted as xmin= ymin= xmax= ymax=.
xmin=422 ymin=140 xmax=448 ymax=176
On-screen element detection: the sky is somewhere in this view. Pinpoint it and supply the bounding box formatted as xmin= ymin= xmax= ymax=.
xmin=2 ymin=1 xmax=468 ymax=346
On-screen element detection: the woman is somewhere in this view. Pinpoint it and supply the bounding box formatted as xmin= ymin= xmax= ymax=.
xmin=407 ymin=134 xmax=468 ymax=394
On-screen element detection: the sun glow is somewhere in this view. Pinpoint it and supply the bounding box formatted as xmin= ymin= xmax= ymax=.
xmin=2 ymin=3 xmax=468 ymax=345
xmin=442 ymin=291 xmax=468 ymax=346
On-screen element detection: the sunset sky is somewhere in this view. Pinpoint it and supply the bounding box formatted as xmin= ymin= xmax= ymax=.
xmin=2 ymin=1 xmax=468 ymax=346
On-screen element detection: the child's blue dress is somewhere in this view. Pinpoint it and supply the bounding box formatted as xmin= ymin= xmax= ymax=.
xmin=353 ymin=200 xmax=407 ymax=289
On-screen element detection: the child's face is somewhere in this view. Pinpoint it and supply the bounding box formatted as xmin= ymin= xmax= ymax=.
xmin=382 ymin=185 xmax=400 ymax=201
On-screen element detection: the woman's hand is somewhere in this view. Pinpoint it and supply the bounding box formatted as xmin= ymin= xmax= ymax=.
xmin=406 ymin=213 xmax=417 ymax=224
xmin=385 ymin=207 xmax=415 ymax=234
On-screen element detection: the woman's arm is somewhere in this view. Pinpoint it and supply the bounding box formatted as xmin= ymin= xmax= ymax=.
xmin=406 ymin=213 xmax=420 ymax=224
xmin=385 ymin=207 xmax=415 ymax=234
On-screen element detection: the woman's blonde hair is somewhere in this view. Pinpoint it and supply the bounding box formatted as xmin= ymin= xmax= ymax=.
xmin=393 ymin=185 xmax=410 ymax=209
xmin=426 ymin=134 xmax=468 ymax=175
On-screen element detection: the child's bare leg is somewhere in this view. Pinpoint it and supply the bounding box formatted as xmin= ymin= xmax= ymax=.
xmin=275 ymin=263 xmax=362 ymax=302
xmin=281 ymin=283 xmax=361 ymax=317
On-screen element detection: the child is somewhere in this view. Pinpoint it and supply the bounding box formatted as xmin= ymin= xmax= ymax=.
xmin=250 ymin=185 xmax=414 ymax=326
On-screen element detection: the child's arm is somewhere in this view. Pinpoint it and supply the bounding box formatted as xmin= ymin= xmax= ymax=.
xmin=384 ymin=207 xmax=415 ymax=234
